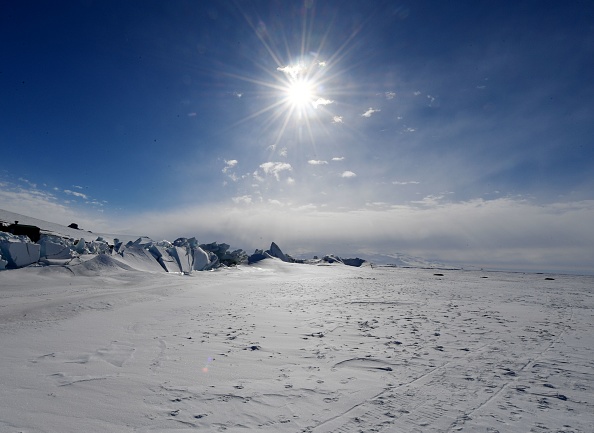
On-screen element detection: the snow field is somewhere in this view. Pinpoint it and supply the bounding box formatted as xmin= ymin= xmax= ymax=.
xmin=0 ymin=260 xmax=592 ymax=432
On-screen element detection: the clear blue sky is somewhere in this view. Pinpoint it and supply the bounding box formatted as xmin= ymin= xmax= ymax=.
xmin=2 ymin=1 xmax=593 ymax=273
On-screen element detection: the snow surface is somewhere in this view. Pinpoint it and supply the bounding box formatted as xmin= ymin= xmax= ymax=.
xmin=1 ymin=258 xmax=593 ymax=432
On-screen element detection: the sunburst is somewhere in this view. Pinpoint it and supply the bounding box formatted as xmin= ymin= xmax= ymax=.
xmin=223 ymin=6 xmax=359 ymax=152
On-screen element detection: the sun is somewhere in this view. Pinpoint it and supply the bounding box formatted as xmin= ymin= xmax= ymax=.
xmin=286 ymin=78 xmax=314 ymax=109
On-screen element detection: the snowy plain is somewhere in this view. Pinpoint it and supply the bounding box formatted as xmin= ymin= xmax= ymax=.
xmin=1 ymin=254 xmax=593 ymax=433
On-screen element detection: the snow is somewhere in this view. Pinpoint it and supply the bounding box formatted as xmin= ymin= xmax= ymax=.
xmin=1 ymin=259 xmax=592 ymax=432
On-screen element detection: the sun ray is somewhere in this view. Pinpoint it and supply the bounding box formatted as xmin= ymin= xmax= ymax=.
xmin=223 ymin=2 xmax=368 ymax=157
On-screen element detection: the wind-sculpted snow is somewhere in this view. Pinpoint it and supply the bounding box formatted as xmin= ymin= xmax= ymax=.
xmin=0 ymin=261 xmax=592 ymax=432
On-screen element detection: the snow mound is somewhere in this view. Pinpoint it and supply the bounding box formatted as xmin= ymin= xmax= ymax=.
xmin=67 ymin=254 xmax=137 ymax=276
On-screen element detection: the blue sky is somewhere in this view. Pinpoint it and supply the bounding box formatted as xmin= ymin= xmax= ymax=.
xmin=1 ymin=1 xmax=593 ymax=273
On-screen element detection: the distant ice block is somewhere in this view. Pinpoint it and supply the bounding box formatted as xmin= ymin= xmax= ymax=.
xmin=0 ymin=232 xmax=41 ymax=269
xmin=170 ymin=246 xmax=193 ymax=274
xmin=192 ymin=246 xmax=212 ymax=271
xmin=148 ymin=244 xmax=180 ymax=273
xmin=268 ymin=242 xmax=291 ymax=262
xmin=118 ymin=244 xmax=167 ymax=273
xmin=39 ymin=235 xmax=75 ymax=260
xmin=248 ymin=242 xmax=291 ymax=264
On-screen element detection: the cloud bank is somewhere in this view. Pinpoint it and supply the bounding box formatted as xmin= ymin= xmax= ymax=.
xmin=2 ymin=180 xmax=593 ymax=274
xmin=106 ymin=198 xmax=594 ymax=274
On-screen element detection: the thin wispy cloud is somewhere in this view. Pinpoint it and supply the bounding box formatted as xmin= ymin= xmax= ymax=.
xmin=332 ymin=157 xmax=345 ymax=161
xmin=385 ymin=91 xmax=396 ymax=99
xmin=361 ymin=108 xmax=380 ymax=118
xmin=332 ymin=115 xmax=343 ymax=124
xmin=64 ymin=189 xmax=88 ymax=200
xmin=0 ymin=181 xmax=110 ymax=232
xmin=232 ymin=195 xmax=252 ymax=204
xmin=393 ymin=180 xmax=420 ymax=185
xmin=18 ymin=178 xmax=37 ymax=188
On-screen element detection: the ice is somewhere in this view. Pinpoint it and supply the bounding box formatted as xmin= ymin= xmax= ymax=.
xmin=118 ymin=244 xmax=167 ymax=273
xmin=170 ymin=245 xmax=193 ymax=274
xmin=0 ymin=232 xmax=41 ymax=268
xmin=192 ymin=246 xmax=213 ymax=271
xmin=248 ymin=242 xmax=292 ymax=264
xmin=148 ymin=243 xmax=180 ymax=273
xmin=74 ymin=237 xmax=87 ymax=254
xmin=268 ymin=241 xmax=291 ymax=262
xmin=0 ymin=261 xmax=592 ymax=433
xmin=39 ymin=235 xmax=76 ymax=260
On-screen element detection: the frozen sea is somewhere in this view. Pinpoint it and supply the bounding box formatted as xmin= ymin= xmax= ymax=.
xmin=1 ymin=259 xmax=593 ymax=432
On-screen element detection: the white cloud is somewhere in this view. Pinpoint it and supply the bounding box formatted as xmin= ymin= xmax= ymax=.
xmin=392 ymin=180 xmax=420 ymax=185
xmin=18 ymin=178 xmax=37 ymax=188
xmin=259 ymin=162 xmax=292 ymax=180
xmin=312 ymin=98 xmax=334 ymax=108
xmin=279 ymin=147 xmax=288 ymax=157
xmin=413 ymin=91 xmax=421 ymax=96
xmin=231 ymin=195 xmax=252 ymax=204
xmin=308 ymin=160 xmax=328 ymax=165
xmin=222 ymin=159 xmax=238 ymax=173
xmin=385 ymin=91 xmax=396 ymax=100
xmin=0 ymin=183 xmax=111 ymax=232
xmin=64 ymin=189 xmax=88 ymax=200
xmin=361 ymin=108 xmax=380 ymax=118
xmin=332 ymin=156 xmax=345 ymax=161
xmin=411 ymin=194 xmax=445 ymax=206
xmin=287 ymin=177 xmax=296 ymax=185
xmin=341 ymin=171 xmax=357 ymax=178
xmin=332 ymin=116 xmax=343 ymax=124
xmin=277 ymin=64 xmax=305 ymax=78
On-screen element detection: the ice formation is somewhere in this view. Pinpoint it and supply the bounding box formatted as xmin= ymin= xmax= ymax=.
xmin=0 ymin=232 xmax=41 ymax=268
xmin=0 ymin=220 xmax=365 ymax=272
